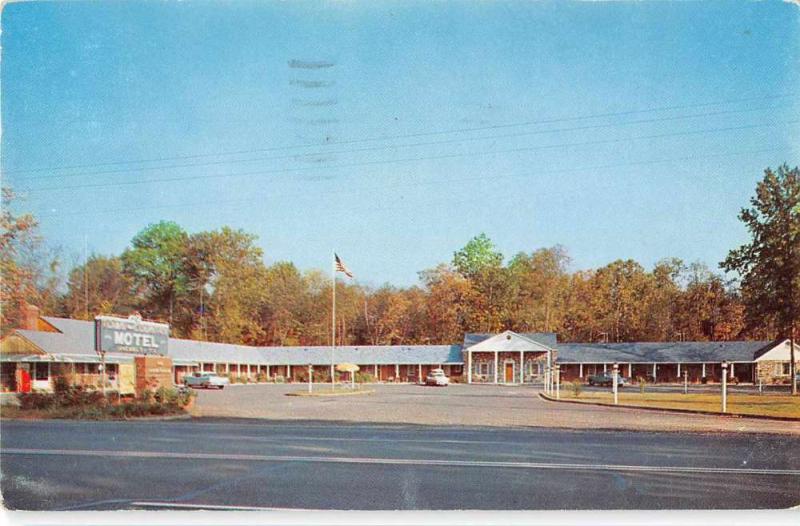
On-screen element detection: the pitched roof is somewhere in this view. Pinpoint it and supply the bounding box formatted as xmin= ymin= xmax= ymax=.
xmin=37 ymin=317 xmax=463 ymax=366
xmin=463 ymin=332 xmax=557 ymax=348
xmin=554 ymin=340 xmax=774 ymax=364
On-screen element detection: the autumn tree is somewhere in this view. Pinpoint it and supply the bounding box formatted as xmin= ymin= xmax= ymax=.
xmin=62 ymin=255 xmax=135 ymax=320
xmin=722 ymin=164 xmax=799 ymax=394
xmin=0 ymin=188 xmax=62 ymax=331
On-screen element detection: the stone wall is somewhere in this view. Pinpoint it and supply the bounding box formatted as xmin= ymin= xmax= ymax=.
xmin=756 ymin=360 xmax=799 ymax=385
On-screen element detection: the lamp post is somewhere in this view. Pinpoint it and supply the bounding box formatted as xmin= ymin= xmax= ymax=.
xmin=721 ymin=361 xmax=728 ymax=413
xmin=612 ymin=362 xmax=619 ymax=405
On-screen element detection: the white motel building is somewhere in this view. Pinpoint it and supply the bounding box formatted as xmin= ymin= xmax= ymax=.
xmin=1 ymin=306 xmax=798 ymax=395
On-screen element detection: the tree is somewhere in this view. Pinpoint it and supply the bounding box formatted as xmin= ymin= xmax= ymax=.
xmin=62 ymin=255 xmax=135 ymax=319
xmin=722 ymin=164 xmax=799 ymax=394
xmin=0 ymin=187 xmax=62 ymax=331
xmin=452 ymin=233 xmax=503 ymax=278
xmin=121 ymin=221 xmax=189 ymax=325
xmin=186 ymin=227 xmax=268 ymax=344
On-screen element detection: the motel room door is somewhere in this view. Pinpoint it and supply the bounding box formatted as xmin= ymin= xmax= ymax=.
xmin=504 ymin=362 xmax=514 ymax=384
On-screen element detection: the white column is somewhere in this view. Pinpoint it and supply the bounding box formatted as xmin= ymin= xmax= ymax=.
xmin=603 ymin=363 xmax=607 ymax=373
xmin=467 ymin=351 xmax=473 ymax=384
xmin=395 ymin=363 xmax=399 ymax=379
xmin=730 ymin=363 xmax=735 ymax=378
xmin=288 ymin=365 xmax=291 ymax=379
xmin=652 ymin=363 xmax=657 ymax=380
xmin=225 ymin=363 xmax=230 ymax=375
xmin=519 ymin=351 xmax=524 ymax=384
xmin=493 ymin=351 xmax=499 ymax=384
xmin=628 ymin=363 xmax=632 ymax=377
xmin=266 ymin=365 xmax=270 ymax=378
xmin=677 ymin=363 xmax=681 ymax=377
xmin=702 ymin=363 xmax=706 ymax=377
xmin=418 ymin=364 xmax=422 ymax=381
xmin=374 ymin=364 xmax=379 ymax=380
xmin=579 ymin=363 xmax=583 ymax=378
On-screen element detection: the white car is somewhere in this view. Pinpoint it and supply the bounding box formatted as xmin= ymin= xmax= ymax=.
xmin=425 ymin=368 xmax=450 ymax=386
xmin=184 ymin=372 xmax=230 ymax=389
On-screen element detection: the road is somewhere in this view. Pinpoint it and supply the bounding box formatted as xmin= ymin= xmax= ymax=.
xmin=2 ymin=418 xmax=799 ymax=510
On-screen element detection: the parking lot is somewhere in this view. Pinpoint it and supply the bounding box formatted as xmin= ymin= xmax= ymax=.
xmin=190 ymin=383 xmax=800 ymax=434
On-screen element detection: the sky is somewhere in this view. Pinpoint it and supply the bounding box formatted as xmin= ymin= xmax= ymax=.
xmin=2 ymin=1 xmax=799 ymax=287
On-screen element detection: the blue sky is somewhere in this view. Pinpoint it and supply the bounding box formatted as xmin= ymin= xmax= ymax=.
xmin=3 ymin=1 xmax=798 ymax=286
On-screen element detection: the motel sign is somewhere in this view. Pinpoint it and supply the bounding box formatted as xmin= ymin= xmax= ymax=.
xmin=94 ymin=315 xmax=169 ymax=355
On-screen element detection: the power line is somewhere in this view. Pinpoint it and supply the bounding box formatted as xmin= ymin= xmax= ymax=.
xmin=35 ymin=145 xmax=793 ymax=219
xmin=5 ymin=92 xmax=795 ymax=175
xmin=21 ymin=119 xmax=799 ymax=194
xmin=11 ymin=104 xmax=788 ymax=184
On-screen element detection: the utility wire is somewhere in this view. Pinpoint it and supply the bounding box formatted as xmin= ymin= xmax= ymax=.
xmin=5 ymin=92 xmax=795 ymax=175
xmin=11 ymin=104 xmax=788 ymax=184
xmin=21 ymin=119 xmax=799 ymax=194
xmin=36 ymin=145 xmax=793 ymax=219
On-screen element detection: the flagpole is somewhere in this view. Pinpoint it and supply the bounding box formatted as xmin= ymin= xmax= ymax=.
xmin=331 ymin=250 xmax=336 ymax=391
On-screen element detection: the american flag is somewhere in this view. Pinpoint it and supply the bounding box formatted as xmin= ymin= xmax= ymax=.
xmin=334 ymin=253 xmax=353 ymax=278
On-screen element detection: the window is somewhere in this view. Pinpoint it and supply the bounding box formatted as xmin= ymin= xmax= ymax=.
xmin=778 ymin=362 xmax=791 ymax=376
xmin=34 ymin=362 xmax=48 ymax=381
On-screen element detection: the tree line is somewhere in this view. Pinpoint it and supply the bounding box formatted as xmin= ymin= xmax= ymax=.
xmin=2 ymin=165 xmax=798 ymax=353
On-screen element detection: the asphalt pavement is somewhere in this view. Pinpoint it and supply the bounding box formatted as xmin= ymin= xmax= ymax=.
xmin=1 ymin=418 xmax=799 ymax=510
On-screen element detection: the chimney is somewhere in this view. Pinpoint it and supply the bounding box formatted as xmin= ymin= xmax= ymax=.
xmin=21 ymin=303 xmax=40 ymax=330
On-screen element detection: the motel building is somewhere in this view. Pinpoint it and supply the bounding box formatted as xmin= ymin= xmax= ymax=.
xmin=1 ymin=306 xmax=798 ymax=395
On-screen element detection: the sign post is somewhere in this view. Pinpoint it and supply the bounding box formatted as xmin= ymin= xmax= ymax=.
xmin=612 ymin=362 xmax=619 ymax=405
xmin=721 ymin=361 xmax=728 ymax=413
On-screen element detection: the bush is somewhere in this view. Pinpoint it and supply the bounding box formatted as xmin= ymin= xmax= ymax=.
xmin=19 ymin=392 xmax=56 ymax=410
xmin=570 ymin=380 xmax=583 ymax=398
xmin=355 ymin=372 xmax=374 ymax=384
xmin=256 ymin=372 xmax=267 ymax=383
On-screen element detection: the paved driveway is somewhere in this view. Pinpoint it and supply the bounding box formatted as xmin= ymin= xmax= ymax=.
xmin=190 ymin=383 xmax=800 ymax=434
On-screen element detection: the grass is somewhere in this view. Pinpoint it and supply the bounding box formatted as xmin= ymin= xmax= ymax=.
xmin=559 ymin=391 xmax=800 ymax=418
xmin=286 ymin=384 xmax=375 ymax=397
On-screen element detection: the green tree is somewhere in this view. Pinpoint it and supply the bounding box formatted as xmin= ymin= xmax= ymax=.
xmin=121 ymin=221 xmax=189 ymax=325
xmin=452 ymin=233 xmax=503 ymax=278
xmin=722 ymin=164 xmax=800 ymax=394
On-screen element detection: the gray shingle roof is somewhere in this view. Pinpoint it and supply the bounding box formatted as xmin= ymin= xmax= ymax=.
xmin=35 ymin=317 xmax=463 ymax=366
xmin=554 ymin=341 xmax=773 ymax=364
xmin=12 ymin=318 xmax=775 ymax=366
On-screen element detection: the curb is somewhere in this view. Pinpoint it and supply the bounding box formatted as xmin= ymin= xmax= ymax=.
xmin=285 ymin=389 xmax=375 ymax=398
xmin=538 ymin=393 xmax=800 ymax=422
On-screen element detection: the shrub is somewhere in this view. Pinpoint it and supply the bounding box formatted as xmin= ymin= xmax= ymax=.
xmin=274 ymin=375 xmax=285 ymax=384
xmin=637 ymin=376 xmax=647 ymax=394
xmin=570 ymin=380 xmax=583 ymax=398
xmin=19 ymin=392 xmax=56 ymax=410
xmin=355 ymin=372 xmax=374 ymax=384
xmin=256 ymin=372 xmax=267 ymax=383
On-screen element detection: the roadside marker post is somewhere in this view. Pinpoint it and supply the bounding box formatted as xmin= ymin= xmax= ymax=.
xmin=721 ymin=361 xmax=728 ymax=413
xmin=308 ymin=364 xmax=313 ymax=394
xmin=683 ymin=370 xmax=688 ymax=395
xmin=612 ymin=362 xmax=619 ymax=405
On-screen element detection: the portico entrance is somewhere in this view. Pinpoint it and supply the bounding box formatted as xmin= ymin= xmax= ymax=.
xmin=465 ymin=330 xmax=555 ymax=384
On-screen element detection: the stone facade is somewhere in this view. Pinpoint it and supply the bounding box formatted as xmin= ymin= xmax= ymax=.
xmin=756 ymin=360 xmax=799 ymax=385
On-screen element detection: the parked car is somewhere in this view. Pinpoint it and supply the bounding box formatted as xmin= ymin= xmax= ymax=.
xmin=587 ymin=373 xmax=628 ymax=387
xmin=425 ymin=368 xmax=450 ymax=386
xmin=184 ymin=372 xmax=230 ymax=389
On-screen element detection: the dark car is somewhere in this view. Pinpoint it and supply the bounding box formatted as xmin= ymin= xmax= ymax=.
xmin=587 ymin=373 xmax=628 ymax=387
